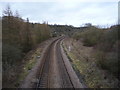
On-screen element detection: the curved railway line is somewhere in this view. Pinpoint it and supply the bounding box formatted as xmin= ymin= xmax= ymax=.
xmin=36 ymin=37 xmax=84 ymax=88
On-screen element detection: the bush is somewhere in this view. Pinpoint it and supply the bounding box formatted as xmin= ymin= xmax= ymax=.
xmin=2 ymin=44 xmax=22 ymax=70
xmin=94 ymin=51 xmax=106 ymax=68
xmin=97 ymin=28 xmax=118 ymax=52
xmin=95 ymin=51 xmax=119 ymax=77
xmin=72 ymin=25 xmax=119 ymax=79
xmin=106 ymin=52 xmax=118 ymax=75
xmin=72 ymin=32 xmax=81 ymax=40
xmin=73 ymin=26 xmax=103 ymax=46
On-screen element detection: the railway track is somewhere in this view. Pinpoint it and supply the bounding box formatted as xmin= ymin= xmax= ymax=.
xmin=36 ymin=38 xmax=60 ymax=88
xmin=56 ymin=39 xmax=74 ymax=88
xmin=36 ymin=37 xmax=82 ymax=88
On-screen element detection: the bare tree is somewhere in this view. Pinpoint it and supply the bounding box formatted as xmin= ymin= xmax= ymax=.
xmin=15 ymin=10 xmax=20 ymax=18
xmin=3 ymin=4 xmax=13 ymax=17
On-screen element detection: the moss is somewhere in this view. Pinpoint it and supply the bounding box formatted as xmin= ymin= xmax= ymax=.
xmin=25 ymin=56 xmax=36 ymax=70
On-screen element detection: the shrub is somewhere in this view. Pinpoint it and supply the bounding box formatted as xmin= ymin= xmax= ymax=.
xmin=2 ymin=44 xmax=22 ymax=70
xmin=97 ymin=28 xmax=118 ymax=52
xmin=105 ymin=52 xmax=118 ymax=75
xmin=95 ymin=51 xmax=119 ymax=77
xmin=73 ymin=26 xmax=103 ymax=46
xmin=94 ymin=51 xmax=106 ymax=68
xmin=73 ymin=25 xmax=119 ymax=79
xmin=72 ymin=32 xmax=82 ymax=40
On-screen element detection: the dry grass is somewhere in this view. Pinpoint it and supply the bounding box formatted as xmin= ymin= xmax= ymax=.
xmin=16 ymin=48 xmax=42 ymax=87
xmin=62 ymin=38 xmax=119 ymax=88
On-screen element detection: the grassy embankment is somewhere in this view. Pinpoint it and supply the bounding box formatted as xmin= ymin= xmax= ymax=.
xmin=62 ymin=25 xmax=119 ymax=88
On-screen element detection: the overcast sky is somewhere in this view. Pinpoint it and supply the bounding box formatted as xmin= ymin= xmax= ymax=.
xmin=0 ymin=0 xmax=119 ymax=27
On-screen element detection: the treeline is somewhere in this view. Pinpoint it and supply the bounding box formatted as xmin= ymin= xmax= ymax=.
xmin=49 ymin=24 xmax=83 ymax=37
xmin=2 ymin=5 xmax=51 ymax=87
xmin=49 ymin=24 xmax=91 ymax=37
xmin=72 ymin=25 xmax=120 ymax=79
